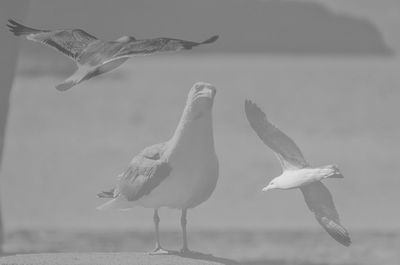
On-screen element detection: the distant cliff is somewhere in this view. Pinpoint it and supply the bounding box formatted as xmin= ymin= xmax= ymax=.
xmin=20 ymin=0 xmax=393 ymax=56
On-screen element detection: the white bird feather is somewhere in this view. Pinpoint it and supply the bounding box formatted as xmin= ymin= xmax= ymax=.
xmin=245 ymin=99 xmax=351 ymax=247
xmin=97 ymin=83 xmax=218 ymax=253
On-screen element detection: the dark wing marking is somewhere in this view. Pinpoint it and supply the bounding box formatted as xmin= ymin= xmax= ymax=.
xmin=244 ymin=100 xmax=309 ymax=170
xmin=200 ymin=35 xmax=219 ymax=45
xmin=97 ymin=189 xmax=115 ymax=198
xmin=301 ymin=181 xmax=351 ymax=246
xmin=119 ymin=161 xmax=171 ymax=201
xmin=7 ymin=19 xmax=98 ymax=60
xmin=109 ymin=35 xmax=219 ymax=59
xmin=116 ymin=143 xmax=172 ymax=201
xmin=111 ymin=39 xmax=169 ymax=58
xmin=179 ymin=35 xmax=219 ymax=49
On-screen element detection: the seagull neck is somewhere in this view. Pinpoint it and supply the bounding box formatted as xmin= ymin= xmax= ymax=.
xmin=169 ymin=104 xmax=214 ymax=149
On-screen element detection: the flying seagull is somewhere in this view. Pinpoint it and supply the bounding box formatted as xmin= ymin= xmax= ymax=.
xmin=98 ymin=82 xmax=218 ymax=254
xmin=244 ymin=100 xmax=351 ymax=247
xmin=7 ymin=19 xmax=219 ymax=91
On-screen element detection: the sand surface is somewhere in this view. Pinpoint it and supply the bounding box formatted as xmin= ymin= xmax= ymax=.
xmin=0 ymin=252 xmax=240 ymax=265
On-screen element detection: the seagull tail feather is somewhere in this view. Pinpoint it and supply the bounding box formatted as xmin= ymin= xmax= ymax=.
xmin=96 ymin=199 xmax=120 ymax=211
xmin=7 ymin=19 xmax=44 ymax=36
xmin=324 ymin=165 xmax=344 ymax=179
xmin=97 ymin=198 xmax=137 ymax=211
xmin=328 ymin=173 xmax=344 ymax=179
xmin=56 ymin=68 xmax=90 ymax=91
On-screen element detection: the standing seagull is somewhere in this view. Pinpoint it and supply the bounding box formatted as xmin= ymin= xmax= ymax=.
xmin=244 ymin=100 xmax=351 ymax=247
xmin=98 ymin=82 xmax=218 ymax=254
xmin=7 ymin=19 xmax=219 ymax=91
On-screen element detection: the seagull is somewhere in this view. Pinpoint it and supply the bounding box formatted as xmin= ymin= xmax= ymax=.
xmin=244 ymin=100 xmax=351 ymax=247
xmin=97 ymin=82 xmax=218 ymax=254
xmin=7 ymin=19 xmax=219 ymax=91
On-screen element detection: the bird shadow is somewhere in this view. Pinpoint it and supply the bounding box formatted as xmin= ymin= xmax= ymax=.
xmin=241 ymin=259 xmax=360 ymax=265
xmin=161 ymin=250 xmax=241 ymax=265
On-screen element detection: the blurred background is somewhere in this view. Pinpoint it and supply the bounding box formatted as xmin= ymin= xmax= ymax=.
xmin=1 ymin=0 xmax=399 ymax=264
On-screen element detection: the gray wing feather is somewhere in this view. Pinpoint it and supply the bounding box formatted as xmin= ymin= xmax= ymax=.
xmin=301 ymin=181 xmax=351 ymax=246
xmin=244 ymin=100 xmax=309 ymax=170
xmin=114 ymin=143 xmax=172 ymax=201
xmin=110 ymin=35 xmax=219 ymax=60
xmin=111 ymin=39 xmax=169 ymax=58
xmin=7 ymin=19 xmax=98 ymax=61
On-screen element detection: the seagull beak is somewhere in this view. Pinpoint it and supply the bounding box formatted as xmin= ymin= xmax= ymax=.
xmin=262 ymin=185 xmax=272 ymax=191
xmin=191 ymin=83 xmax=217 ymax=100
xmin=200 ymin=86 xmax=216 ymax=98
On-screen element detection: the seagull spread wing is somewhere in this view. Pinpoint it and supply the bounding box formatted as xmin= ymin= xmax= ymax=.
xmin=245 ymin=100 xmax=309 ymax=170
xmin=108 ymin=35 xmax=219 ymax=60
xmin=98 ymin=143 xmax=172 ymax=202
xmin=7 ymin=19 xmax=99 ymax=61
xmin=300 ymin=181 xmax=351 ymax=246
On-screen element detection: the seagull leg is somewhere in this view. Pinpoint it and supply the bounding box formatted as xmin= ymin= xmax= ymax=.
xmin=180 ymin=208 xmax=191 ymax=254
xmin=150 ymin=209 xmax=169 ymax=255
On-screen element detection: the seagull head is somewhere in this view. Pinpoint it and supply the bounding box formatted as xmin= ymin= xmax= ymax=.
xmin=262 ymin=178 xmax=280 ymax=191
xmin=186 ymin=82 xmax=216 ymax=119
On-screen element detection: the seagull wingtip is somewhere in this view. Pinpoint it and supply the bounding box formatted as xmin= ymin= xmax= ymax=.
xmin=6 ymin=18 xmax=17 ymax=26
xmin=208 ymin=35 xmax=219 ymax=42
xmin=6 ymin=19 xmax=18 ymax=34
xmin=211 ymin=35 xmax=219 ymax=41
xmin=56 ymin=81 xmax=75 ymax=91
xmin=318 ymin=216 xmax=352 ymax=247
xmin=244 ymin=99 xmax=254 ymax=107
xmin=338 ymin=235 xmax=352 ymax=247
xmin=200 ymin=35 xmax=219 ymax=45
xmin=244 ymin=99 xmax=263 ymax=118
